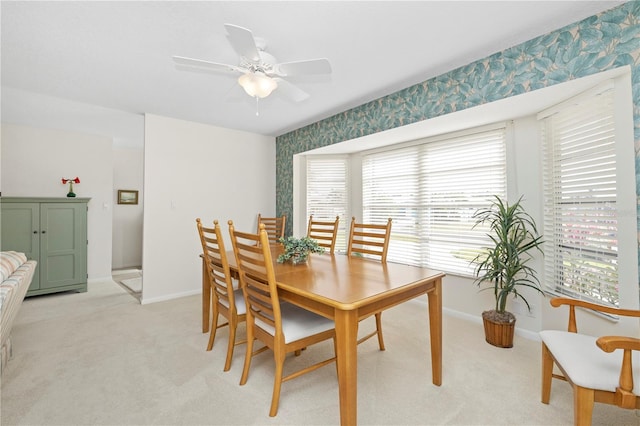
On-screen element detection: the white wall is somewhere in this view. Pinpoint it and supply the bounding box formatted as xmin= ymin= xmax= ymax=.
xmin=142 ymin=114 xmax=276 ymax=304
xmin=112 ymin=147 xmax=144 ymax=269
xmin=1 ymin=123 xmax=114 ymax=280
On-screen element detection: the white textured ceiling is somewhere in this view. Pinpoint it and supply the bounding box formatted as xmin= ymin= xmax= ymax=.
xmin=0 ymin=1 xmax=626 ymax=143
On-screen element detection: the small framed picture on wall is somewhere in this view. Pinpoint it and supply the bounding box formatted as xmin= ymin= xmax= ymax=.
xmin=117 ymin=190 xmax=139 ymax=205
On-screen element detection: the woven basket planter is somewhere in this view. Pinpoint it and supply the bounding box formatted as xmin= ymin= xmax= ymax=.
xmin=482 ymin=310 xmax=516 ymax=348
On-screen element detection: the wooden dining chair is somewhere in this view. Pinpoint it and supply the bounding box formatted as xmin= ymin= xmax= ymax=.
xmin=257 ymin=213 xmax=286 ymax=245
xmin=540 ymin=297 xmax=640 ymax=425
xmin=307 ymin=215 xmax=340 ymax=254
xmin=228 ymin=220 xmax=336 ymax=417
xmin=196 ymin=218 xmax=246 ymax=371
xmin=348 ymin=216 xmax=393 ymax=350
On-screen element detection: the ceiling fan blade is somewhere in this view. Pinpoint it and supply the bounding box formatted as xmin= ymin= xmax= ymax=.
xmin=273 ymin=78 xmax=310 ymax=102
xmin=224 ymin=24 xmax=260 ymax=63
xmin=173 ymin=56 xmax=243 ymax=74
xmin=273 ymin=59 xmax=332 ymax=77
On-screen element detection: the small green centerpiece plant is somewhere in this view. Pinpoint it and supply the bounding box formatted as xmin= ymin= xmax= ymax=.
xmin=277 ymin=236 xmax=325 ymax=265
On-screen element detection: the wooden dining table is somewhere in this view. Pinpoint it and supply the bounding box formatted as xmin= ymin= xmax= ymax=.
xmin=201 ymin=249 xmax=445 ymax=425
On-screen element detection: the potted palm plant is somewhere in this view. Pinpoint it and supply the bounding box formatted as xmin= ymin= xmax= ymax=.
xmin=472 ymin=196 xmax=544 ymax=348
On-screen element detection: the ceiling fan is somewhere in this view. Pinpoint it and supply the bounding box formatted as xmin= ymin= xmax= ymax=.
xmin=173 ymin=24 xmax=332 ymax=107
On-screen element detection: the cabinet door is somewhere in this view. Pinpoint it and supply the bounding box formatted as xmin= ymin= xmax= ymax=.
xmin=0 ymin=203 xmax=40 ymax=290
xmin=39 ymin=203 xmax=87 ymax=289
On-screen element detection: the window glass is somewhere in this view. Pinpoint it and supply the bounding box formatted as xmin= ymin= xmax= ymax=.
xmin=306 ymin=157 xmax=349 ymax=252
xmin=540 ymin=84 xmax=620 ymax=306
xmin=363 ymin=126 xmax=507 ymax=275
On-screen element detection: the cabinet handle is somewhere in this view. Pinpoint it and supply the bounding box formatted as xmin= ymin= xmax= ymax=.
xmin=41 ymin=230 xmax=46 ymax=234
xmin=33 ymin=231 xmax=38 ymax=234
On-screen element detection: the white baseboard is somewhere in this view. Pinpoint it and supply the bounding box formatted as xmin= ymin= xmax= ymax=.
xmin=88 ymin=276 xmax=113 ymax=283
xmin=140 ymin=289 xmax=200 ymax=305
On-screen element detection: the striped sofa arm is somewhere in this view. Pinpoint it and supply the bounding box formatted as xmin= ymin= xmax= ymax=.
xmin=0 ymin=253 xmax=37 ymax=374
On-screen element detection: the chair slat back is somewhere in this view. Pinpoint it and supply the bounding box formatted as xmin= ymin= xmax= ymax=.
xmin=230 ymin=221 xmax=281 ymax=334
xmin=196 ymin=218 xmax=236 ymax=311
xmin=347 ymin=217 xmax=392 ymax=262
xmin=257 ymin=214 xmax=286 ymax=245
xmin=307 ymin=215 xmax=340 ymax=254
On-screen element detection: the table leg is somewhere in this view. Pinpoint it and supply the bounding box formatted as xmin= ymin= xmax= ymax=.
xmin=427 ymin=277 xmax=442 ymax=386
xmin=334 ymin=309 xmax=358 ymax=426
xmin=202 ymin=257 xmax=210 ymax=333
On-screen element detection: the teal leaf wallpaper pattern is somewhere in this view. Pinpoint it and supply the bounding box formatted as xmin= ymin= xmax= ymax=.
xmin=276 ymin=2 xmax=640 ymax=239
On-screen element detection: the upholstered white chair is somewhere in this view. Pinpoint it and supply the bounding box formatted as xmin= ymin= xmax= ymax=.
xmin=307 ymin=215 xmax=340 ymax=254
xmin=196 ymin=218 xmax=246 ymax=371
xmin=257 ymin=213 xmax=286 ymax=245
xmin=347 ymin=217 xmax=392 ymax=350
xmin=540 ymin=297 xmax=640 ymax=425
xmin=229 ymin=221 xmax=336 ymax=417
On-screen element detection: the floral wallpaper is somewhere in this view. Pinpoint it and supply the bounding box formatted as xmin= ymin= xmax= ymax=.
xmin=276 ymin=2 xmax=640 ymax=238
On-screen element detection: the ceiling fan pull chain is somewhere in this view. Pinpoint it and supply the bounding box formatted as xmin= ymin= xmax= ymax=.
xmin=255 ymin=97 xmax=260 ymax=116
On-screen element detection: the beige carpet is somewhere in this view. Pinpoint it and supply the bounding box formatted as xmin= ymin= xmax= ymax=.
xmin=2 ymin=279 xmax=640 ymax=425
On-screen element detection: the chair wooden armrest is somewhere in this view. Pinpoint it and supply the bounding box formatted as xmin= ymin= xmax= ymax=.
xmin=597 ymin=336 xmax=640 ymax=353
xmin=596 ymin=336 xmax=640 ymax=409
xmin=549 ymin=297 xmax=640 ymax=333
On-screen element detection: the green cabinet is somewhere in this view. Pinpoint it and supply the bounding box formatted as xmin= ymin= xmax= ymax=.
xmin=1 ymin=197 xmax=90 ymax=296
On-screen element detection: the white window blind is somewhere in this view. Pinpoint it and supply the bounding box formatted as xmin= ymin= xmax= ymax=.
xmin=306 ymin=157 xmax=349 ymax=252
xmin=362 ymin=126 xmax=506 ymax=274
xmin=540 ymin=84 xmax=620 ymax=307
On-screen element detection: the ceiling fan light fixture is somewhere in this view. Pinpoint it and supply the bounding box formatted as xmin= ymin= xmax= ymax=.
xmin=238 ymin=72 xmax=278 ymax=98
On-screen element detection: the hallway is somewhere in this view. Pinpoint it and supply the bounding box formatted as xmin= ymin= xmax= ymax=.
xmin=112 ymin=268 xmax=142 ymax=300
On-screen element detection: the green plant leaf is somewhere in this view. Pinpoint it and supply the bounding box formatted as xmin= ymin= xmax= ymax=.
xmin=471 ymin=195 xmax=545 ymax=313
xmin=276 ymin=236 xmax=325 ymax=264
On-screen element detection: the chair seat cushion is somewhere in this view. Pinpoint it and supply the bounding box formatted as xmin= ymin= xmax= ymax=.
xmin=256 ymin=303 xmax=334 ymax=344
xmin=540 ymin=330 xmax=640 ymax=394
xmin=233 ymin=288 xmax=246 ymax=314
xmin=218 ymin=288 xmax=246 ymax=315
